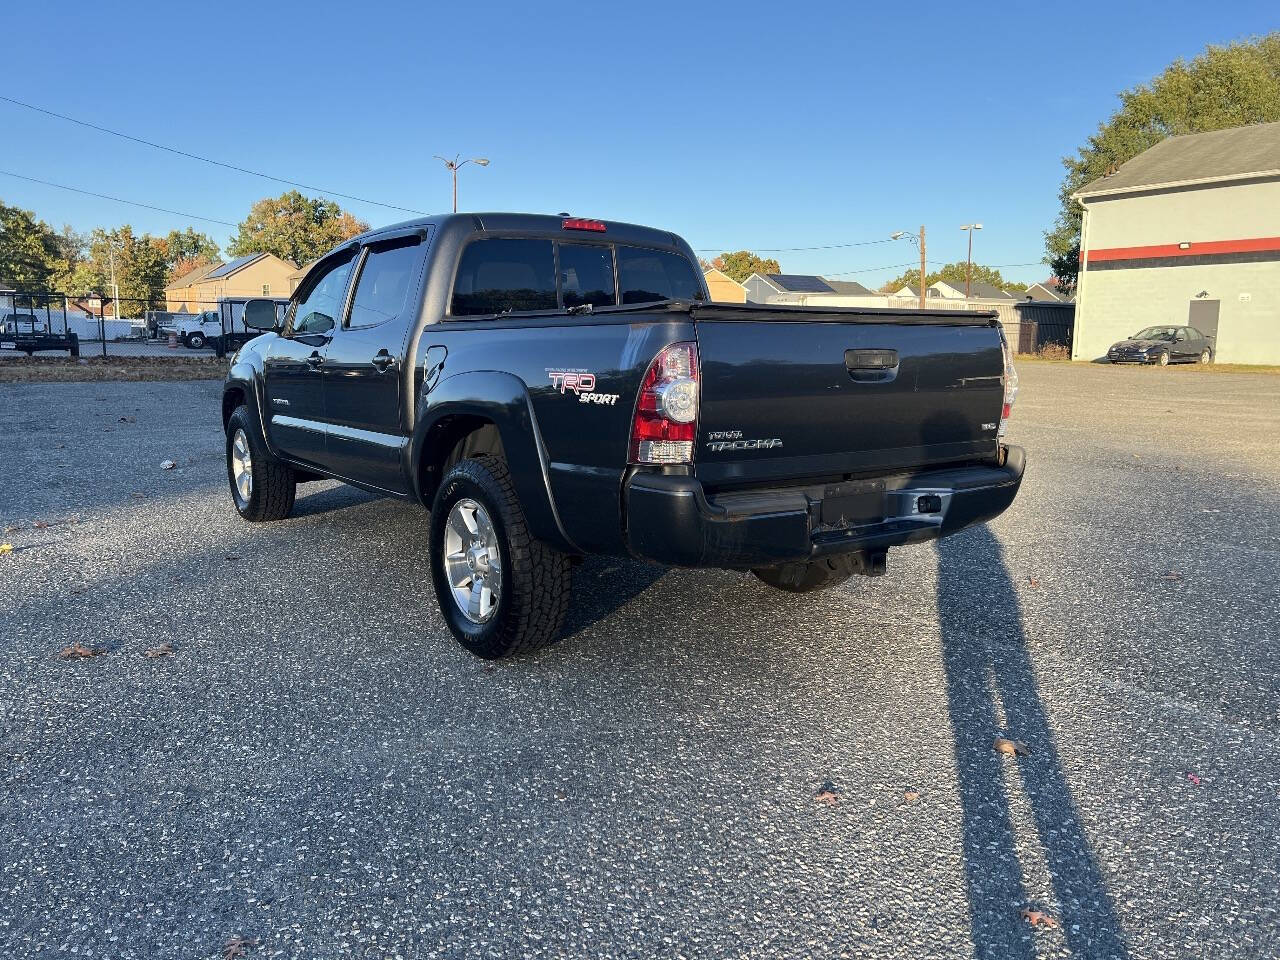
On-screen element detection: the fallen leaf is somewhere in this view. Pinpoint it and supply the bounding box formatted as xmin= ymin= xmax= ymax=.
xmin=993 ymin=737 xmax=1030 ymax=757
xmin=1020 ymin=908 xmax=1058 ymax=929
xmin=1187 ymin=773 xmax=1202 ymax=786
xmin=4 ymin=524 xmax=21 ymax=534
xmin=904 ymin=790 xmax=920 ymax=803
xmin=1026 ymin=576 xmax=1040 ymax=588
xmin=58 ymin=642 xmax=106 ymax=659
xmin=33 ymin=520 xmax=48 ymax=529
xmin=160 ymin=460 xmax=176 ymax=470
xmin=815 ymin=781 xmax=840 ymax=806
xmin=1165 ymin=572 xmax=1183 ymax=581
xmin=118 ymin=416 xmax=136 ymax=424
xmin=223 ymin=936 xmax=259 ymax=959
xmin=144 ymin=643 xmax=174 ymax=658
xmin=0 ymin=543 xmax=12 ymax=555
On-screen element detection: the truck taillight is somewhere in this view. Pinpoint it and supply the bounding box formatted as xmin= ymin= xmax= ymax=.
xmin=999 ymin=334 xmax=1019 ymax=438
xmin=630 ymin=341 xmax=699 ymax=464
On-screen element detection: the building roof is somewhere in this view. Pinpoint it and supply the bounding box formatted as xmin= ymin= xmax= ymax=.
xmin=764 ymin=274 xmax=836 ymax=294
xmin=165 ymin=260 xmax=224 ymax=292
xmin=1018 ymin=282 xmax=1062 ymax=302
xmin=287 ymin=259 xmax=319 ymax=283
xmin=203 ymin=253 xmax=270 ymax=280
xmin=933 ymin=279 xmax=1014 ymax=300
xmin=822 ymin=279 xmax=877 ymax=296
xmin=1075 ymin=121 xmax=1280 ymax=198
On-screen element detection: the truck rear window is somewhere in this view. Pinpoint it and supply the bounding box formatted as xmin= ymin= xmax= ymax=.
xmin=451 ymin=238 xmax=558 ymax=316
xmin=616 ymin=247 xmax=701 ymax=304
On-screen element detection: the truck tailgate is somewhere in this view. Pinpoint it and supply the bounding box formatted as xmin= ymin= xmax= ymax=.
xmin=693 ymin=312 xmax=1005 ymax=487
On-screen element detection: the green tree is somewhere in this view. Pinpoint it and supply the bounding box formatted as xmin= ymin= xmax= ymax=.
xmin=881 ymin=261 xmax=1025 ymax=294
xmin=1045 ymin=33 xmax=1280 ymax=292
xmin=711 ymin=250 xmax=782 ymax=283
xmin=228 ymin=191 xmax=368 ymax=266
xmin=65 ymin=226 xmax=172 ymax=312
xmin=161 ymin=227 xmax=220 ymax=269
xmin=0 ymin=200 xmax=68 ymax=289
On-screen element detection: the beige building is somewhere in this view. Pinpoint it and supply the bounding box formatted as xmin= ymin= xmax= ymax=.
xmin=702 ymin=267 xmax=747 ymax=302
xmin=164 ymin=253 xmax=298 ymax=312
xmin=286 ymin=260 xmax=318 ymax=295
xmin=1073 ymin=121 xmax=1280 ymax=364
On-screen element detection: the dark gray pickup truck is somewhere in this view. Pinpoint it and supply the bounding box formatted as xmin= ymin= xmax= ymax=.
xmin=222 ymin=213 xmax=1024 ymax=658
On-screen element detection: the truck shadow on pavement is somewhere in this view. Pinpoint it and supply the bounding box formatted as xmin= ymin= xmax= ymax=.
xmin=937 ymin=527 xmax=1130 ymax=959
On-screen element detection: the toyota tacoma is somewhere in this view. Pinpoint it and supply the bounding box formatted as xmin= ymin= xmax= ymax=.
xmin=222 ymin=213 xmax=1024 ymax=658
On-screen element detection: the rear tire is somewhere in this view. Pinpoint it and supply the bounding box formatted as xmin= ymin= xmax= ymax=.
xmin=1156 ymin=352 xmax=1169 ymax=367
xmin=429 ymin=455 xmax=571 ymax=659
xmin=187 ymin=332 xmax=206 ymax=350
xmin=226 ymin=405 xmax=295 ymax=521
xmin=752 ymin=555 xmax=858 ymax=593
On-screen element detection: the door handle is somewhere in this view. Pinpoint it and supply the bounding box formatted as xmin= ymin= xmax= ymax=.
xmin=371 ymin=349 xmax=398 ymax=372
xmin=306 ymin=351 xmax=324 ymax=368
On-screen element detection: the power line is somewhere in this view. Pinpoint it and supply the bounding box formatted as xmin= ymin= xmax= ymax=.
xmin=0 ymin=94 xmax=428 ymax=216
xmin=824 ymin=261 xmax=919 ymax=276
xmin=0 ymin=169 xmax=237 ymax=226
xmin=695 ymin=238 xmax=896 ymax=253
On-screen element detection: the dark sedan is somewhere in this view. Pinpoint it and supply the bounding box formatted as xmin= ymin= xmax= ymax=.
xmin=1107 ymin=325 xmax=1214 ymax=365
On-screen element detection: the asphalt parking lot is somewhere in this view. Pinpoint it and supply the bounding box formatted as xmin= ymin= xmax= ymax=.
xmin=2 ymin=362 xmax=1278 ymax=959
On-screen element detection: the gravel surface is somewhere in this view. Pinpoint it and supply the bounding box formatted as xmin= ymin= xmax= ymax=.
xmin=1 ymin=363 xmax=1278 ymax=959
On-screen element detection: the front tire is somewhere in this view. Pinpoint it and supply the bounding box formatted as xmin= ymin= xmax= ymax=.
xmin=225 ymin=405 xmax=295 ymax=521
xmin=752 ymin=555 xmax=858 ymax=593
xmin=1156 ymin=351 xmax=1170 ymax=367
xmin=429 ymin=455 xmax=571 ymax=659
xmin=187 ymin=332 xmax=206 ymax=350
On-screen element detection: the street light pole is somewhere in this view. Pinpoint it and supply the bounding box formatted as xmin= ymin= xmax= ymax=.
xmin=434 ymin=154 xmax=490 ymax=212
xmin=960 ymin=223 xmax=983 ymax=298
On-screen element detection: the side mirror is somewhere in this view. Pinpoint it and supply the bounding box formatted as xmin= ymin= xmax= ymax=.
xmin=244 ymin=298 xmax=281 ymax=331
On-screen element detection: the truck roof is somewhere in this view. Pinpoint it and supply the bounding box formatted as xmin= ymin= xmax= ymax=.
xmin=353 ymin=212 xmax=688 ymax=252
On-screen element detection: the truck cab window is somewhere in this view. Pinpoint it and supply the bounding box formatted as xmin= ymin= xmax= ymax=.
xmin=451 ymin=238 xmax=556 ymax=316
xmin=616 ymin=246 xmax=701 ymax=304
xmin=288 ymin=255 xmax=353 ymax=336
xmin=348 ymin=241 xmax=421 ymax=328
xmin=559 ymin=243 xmax=616 ymax=308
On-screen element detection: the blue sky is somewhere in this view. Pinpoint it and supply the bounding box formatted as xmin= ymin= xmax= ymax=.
xmin=2 ymin=1 xmax=1275 ymax=286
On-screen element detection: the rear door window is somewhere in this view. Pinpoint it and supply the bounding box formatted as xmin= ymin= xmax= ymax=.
xmin=347 ymin=239 xmax=422 ymax=328
xmin=451 ymin=238 xmax=557 ymax=316
xmin=558 ymin=243 xmax=616 ymax=308
xmin=616 ymin=246 xmax=701 ymax=304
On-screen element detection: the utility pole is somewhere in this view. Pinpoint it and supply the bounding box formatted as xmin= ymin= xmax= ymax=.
xmin=890 ymin=227 xmax=929 ymax=308
xmin=918 ymin=225 xmax=927 ymax=310
xmin=107 ymin=242 xmax=120 ymax=321
xmin=961 ymin=223 xmax=983 ymax=298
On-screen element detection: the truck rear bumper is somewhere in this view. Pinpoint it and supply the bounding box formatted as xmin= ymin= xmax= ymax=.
xmin=624 ymin=446 xmax=1025 ymax=568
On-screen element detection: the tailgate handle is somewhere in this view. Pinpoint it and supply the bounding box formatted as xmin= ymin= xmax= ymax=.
xmin=845 ymin=348 xmax=898 ymax=371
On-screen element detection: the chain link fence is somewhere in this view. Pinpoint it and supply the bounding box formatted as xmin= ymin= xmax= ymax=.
xmin=1 ymin=291 xmax=288 ymax=360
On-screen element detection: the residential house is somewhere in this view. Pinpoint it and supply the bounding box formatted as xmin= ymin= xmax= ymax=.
xmin=286 ymin=260 xmax=318 ymax=295
xmin=703 ymin=267 xmax=747 ymax=302
xmin=744 ymin=273 xmax=887 ymax=307
xmin=164 ymin=253 xmax=297 ymax=313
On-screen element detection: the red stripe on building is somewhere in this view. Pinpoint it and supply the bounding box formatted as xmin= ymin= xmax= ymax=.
xmin=1084 ymin=236 xmax=1280 ymax=264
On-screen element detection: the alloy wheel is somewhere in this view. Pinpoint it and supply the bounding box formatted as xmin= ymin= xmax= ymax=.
xmin=230 ymin=428 xmax=253 ymax=503
xmin=443 ymin=497 xmax=503 ymax=623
